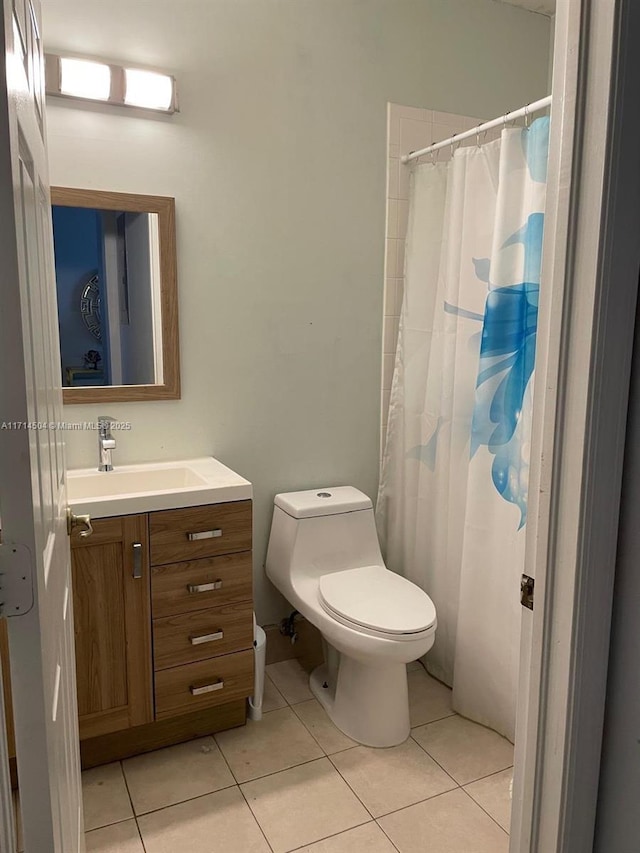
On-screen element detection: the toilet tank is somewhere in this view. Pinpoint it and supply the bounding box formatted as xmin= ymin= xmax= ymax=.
xmin=265 ymin=487 xmax=384 ymax=593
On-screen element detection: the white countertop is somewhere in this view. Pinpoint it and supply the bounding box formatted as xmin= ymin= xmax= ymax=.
xmin=67 ymin=457 xmax=252 ymax=518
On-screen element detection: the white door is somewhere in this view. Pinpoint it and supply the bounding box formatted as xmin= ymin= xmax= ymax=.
xmin=0 ymin=0 xmax=84 ymax=851
xmin=512 ymin=0 xmax=640 ymax=851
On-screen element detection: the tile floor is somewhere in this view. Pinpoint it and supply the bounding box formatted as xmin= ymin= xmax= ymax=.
xmin=15 ymin=660 xmax=514 ymax=853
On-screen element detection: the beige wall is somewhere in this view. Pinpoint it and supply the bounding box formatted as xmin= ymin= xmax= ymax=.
xmin=43 ymin=0 xmax=551 ymax=623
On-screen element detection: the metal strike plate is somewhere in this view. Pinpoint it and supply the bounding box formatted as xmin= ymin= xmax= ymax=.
xmin=521 ymin=574 xmax=535 ymax=610
xmin=0 ymin=543 xmax=34 ymax=617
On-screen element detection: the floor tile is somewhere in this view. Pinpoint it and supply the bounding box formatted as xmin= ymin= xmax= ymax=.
xmin=137 ymin=786 xmax=270 ymax=853
xmin=215 ymin=706 xmax=323 ymax=782
xmin=266 ymin=658 xmax=313 ymax=704
xmin=241 ymin=757 xmax=370 ymax=853
xmin=85 ymin=819 xmax=144 ymax=853
xmin=378 ymin=788 xmax=509 ymax=853
xmin=122 ymin=736 xmax=235 ymax=814
xmin=293 ymin=699 xmax=358 ymax=754
xmin=330 ymin=739 xmax=456 ymax=817
xmin=464 ymin=768 xmax=513 ymax=832
xmin=412 ymin=715 xmax=513 ymax=785
xmin=262 ymin=673 xmax=288 ymax=712
xmin=82 ymin=763 xmax=133 ymax=831
xmin=295 ymin=822 xmax=397 ymax=852
xmin=408 ymin=668 xmax=454 ymax=727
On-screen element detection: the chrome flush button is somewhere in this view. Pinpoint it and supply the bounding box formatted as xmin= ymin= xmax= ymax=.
xmin=317 ymin=492 xmax=332 ymax=498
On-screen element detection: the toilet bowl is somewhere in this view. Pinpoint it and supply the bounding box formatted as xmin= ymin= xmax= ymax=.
xmin=265 ymin=486 xmax=437 ymax=747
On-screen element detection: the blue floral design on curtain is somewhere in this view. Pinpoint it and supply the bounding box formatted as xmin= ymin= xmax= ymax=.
xmin=471 ymin=120 xmax=549 ymax=527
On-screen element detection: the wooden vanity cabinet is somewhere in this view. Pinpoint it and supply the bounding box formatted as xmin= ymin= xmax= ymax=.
xmin=2 ymin=498 xmax=254 ymax=774
xmin=70 ymin=513 xmax=153 ymax=740
xmin=80 ymin=498 xmax=254 ymax=767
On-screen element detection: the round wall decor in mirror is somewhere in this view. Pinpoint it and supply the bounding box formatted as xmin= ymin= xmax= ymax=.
xmin=80 ymin=274 xmax=102 ymax=341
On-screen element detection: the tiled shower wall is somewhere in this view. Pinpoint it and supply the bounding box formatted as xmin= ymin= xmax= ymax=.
xmin=381 ymin=104 xmax=500 ymax=458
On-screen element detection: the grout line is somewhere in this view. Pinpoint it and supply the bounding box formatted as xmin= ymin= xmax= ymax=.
xmin=232 ymin=755 xmax=329 ymax=788
xmin=134 ymin=817 xmax=148 ymax=853
xmin=119 ymin=758 xmax=137 ymax=817
xmin=283 ymin=818 xmax=375 ymax=852
xmin=83 ymin=815 xmax=136 ymax=832
xmin=459 ymin=785 xmax=510 ymax=837
xmin=236 ymin=781 xmax=276 ymax=853
xmin=135 ymin=781 xmax=239 ymax=819
xmin=462 ymin=764 xmax=514 ymax=787
xmin=375 ymin=818 xmax=403 ymax=853
xmin=407 ymin=735 xmax=461 ymax=787
xmin=116 ymin=737 xmax=238 ymax=821
xmin=127 ymin=784 xmax=238 ymax=822
xmin=325 ymin=754 xmax=377 ymax=821
xmin=368 ymin=781 xmax=460 ymax=822
xmin=409 ymin=710 xmax=457 ymax=728
xmin=210 ymin=733 xmax=274 ymax=853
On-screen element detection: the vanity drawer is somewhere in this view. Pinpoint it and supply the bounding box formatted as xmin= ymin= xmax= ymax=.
xmin=151 ymin=552 xmax=252 ymax=618
xmin=149 ymin=501 xmax=252 ymax=566
xmin=153 ymin=602 xmax=253 ymax=670
xmin=154 ymin=649 xmax=254 ymax=720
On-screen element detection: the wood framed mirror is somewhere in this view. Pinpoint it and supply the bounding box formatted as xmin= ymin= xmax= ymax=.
xmin=51 ymin=187 xmax=180 ymax=404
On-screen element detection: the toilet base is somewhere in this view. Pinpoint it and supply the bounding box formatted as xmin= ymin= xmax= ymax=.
xmin=310 ymin=655 xmax=410 ymax=748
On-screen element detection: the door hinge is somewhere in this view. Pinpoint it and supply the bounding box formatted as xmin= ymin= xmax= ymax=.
xmin=0 ymin=543 xmax=34 ymax=617
xmin=521 ymin=574 xmax=534 ymax=610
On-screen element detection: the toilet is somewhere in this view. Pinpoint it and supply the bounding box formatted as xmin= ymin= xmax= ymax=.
xmin=266 ymin=486 xmax=437 ymax=748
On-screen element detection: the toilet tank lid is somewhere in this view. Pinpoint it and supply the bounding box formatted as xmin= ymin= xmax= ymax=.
xmin=274 ymin=486 xmax=373 ymax=519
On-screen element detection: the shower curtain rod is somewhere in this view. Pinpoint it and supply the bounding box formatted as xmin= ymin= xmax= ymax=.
xmin=401 ymin=95 xmax=552 ymax=164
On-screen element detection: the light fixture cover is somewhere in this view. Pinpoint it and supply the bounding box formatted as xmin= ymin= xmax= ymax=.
xmin=60 ymin=57 xmax=111 ymax=100
xmin=124 ymin=68 xmax=173 ymax=111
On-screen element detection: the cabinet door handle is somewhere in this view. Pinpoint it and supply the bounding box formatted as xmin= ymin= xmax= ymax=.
xmin=187 ymin=529 xmax=222 ymax=541
xmin=187 ymin=580 xmax=223 ymax=594
xmin=132 ymin=542 xmax=143 ymax=579
xmin=190 ymin=630 xmax=224 ymax=646
xmin=190 ymin=680 xmax=224 ymax=696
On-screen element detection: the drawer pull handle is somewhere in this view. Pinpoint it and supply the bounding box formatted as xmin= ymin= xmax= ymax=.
xmin=187 ymin=579 xmax=223 ymax=594
xmin=190 ymin=680 xmax=224 ymax=696
xmin=187 ymin=529 xmax=222 ymax=541
xmin=190 ymin=630 xmax=224 ymax=646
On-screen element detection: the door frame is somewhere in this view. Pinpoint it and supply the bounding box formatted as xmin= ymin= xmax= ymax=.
xmin=515 ymin=0 xmax=640 ymax=850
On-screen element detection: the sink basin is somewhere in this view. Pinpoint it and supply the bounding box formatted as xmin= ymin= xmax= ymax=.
xmin=67 ymin=457 xmax=252 ymax=518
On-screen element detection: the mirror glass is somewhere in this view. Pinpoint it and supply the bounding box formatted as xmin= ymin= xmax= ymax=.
xmin=51 ymin=188 xmax=180 ymax=404
xmin=53 ymin=206 xmax=161 ymax=387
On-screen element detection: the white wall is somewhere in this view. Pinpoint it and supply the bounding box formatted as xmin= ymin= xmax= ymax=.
xmin=43 ymin=0 xmax=551 ymax=623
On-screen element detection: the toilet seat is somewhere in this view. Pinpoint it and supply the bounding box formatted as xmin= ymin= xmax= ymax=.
xmin=318 ymin=565 xmax=436 ymax=637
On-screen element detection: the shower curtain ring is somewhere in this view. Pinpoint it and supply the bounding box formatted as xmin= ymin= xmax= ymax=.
xmin=524 ymin=104 xmax=531 ymax=129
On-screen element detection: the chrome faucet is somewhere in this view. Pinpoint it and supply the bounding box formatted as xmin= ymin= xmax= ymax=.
xmin=98 ymin=416 xmax=117 ymax=472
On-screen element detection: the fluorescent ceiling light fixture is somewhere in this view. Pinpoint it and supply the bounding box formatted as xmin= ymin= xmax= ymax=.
xmin=124 ymin=68 xmax=173 ymax=111
xmin=60 ymin=57 xmax=111 ymax=100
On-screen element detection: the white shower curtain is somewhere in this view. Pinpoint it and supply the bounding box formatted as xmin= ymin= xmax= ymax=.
xmin=377 ymin=119 xmax=549 ymax=741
